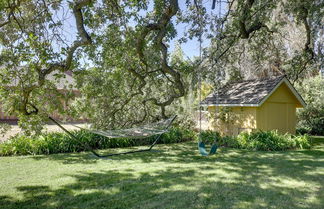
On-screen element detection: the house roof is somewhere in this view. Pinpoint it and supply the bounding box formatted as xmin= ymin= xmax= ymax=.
xmin=201 ymin=76 xmax=306 ymax=107
xmin=45 ymin=71 xmax=76 ymax=90
xmin=6 ymin=69 xmax=77 ymax=90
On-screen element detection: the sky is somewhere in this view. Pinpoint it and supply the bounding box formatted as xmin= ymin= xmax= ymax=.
xmin=169 ymin=0 xmax=226 ymax=59
xmin=54 ymin=0 xmax=226 ymax=64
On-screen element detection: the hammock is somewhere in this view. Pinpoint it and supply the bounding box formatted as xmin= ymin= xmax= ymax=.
xmin=74 ymin=117 xmax=175 ymax=139
xmin=48 ymin=115 xmax=177 ymax=158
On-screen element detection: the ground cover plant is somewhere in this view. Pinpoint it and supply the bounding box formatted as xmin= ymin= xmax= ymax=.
xmin=0 ymin=136 xmax=323 ymax=209
xmin=200 ymin=130 xmax=311 ymax=151
xmin=233 ymin=131 xmax=311 ymax=151
xmin=0 ymin=127 xmax=196 ymax=156
xmin=2 ymin=129 xmax=311 ymax=156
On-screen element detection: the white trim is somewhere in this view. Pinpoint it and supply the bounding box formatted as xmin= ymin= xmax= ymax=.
xmin=201 ymin=103 xmax=259 ymax=107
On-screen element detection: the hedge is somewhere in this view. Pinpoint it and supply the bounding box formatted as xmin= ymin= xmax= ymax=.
xmin=0 ymin=127 xmax=196 ymax=156
xmin=200 ymin=130 xmax=311 ymax=151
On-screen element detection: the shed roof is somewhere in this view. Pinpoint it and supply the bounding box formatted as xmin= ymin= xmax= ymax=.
xmin=201 ymin=76 xmax=306 ymax=107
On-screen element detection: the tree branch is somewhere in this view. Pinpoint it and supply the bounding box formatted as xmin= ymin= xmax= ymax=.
xmin=136 ymin=0 xmax=185 ymax=118
xmin=291 ymin=6 xmax=315 ymax=84
xmin=9 ymin=0 xmax=94 ymax=115
xmin=38 ymin=0 xmax=93 ymax=86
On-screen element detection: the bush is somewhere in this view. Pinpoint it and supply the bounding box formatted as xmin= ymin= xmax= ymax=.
xmin=220 ymin=136 xmax=239 ymax=148
xmin=199 ymin=130 xmax=221 ymax=144
xmin=159 ymin=126 xmax=197 ymax=144
xmin=296 ymin=75 xmax=324 ymax=136
xmin=198 ymin=131 xmax=242 ymax=148
xmin=231 ymin=130 xmax=311 ymax=151
xmin=0 ymin=127 xmax=196 ymax=156
xmin=293 ymin=134 xmax=312 ymax=149
xmin=297 ymin=104 xmax=324 ymax=135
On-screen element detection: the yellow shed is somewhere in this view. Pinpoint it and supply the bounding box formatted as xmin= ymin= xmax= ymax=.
xmin=201 ymin=76 xmax=306 ymax=135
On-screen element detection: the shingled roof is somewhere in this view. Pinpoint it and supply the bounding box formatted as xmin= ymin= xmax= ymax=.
xmin=201 ymin=76 xmax=306 ymax=107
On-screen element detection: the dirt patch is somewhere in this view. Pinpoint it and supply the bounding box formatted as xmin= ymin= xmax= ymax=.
xmin=0 ymin=123 xmax=88 ymax=142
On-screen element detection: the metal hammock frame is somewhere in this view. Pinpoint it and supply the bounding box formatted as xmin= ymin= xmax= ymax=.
xmin=48 ymin=115 xmax=177 ymax=158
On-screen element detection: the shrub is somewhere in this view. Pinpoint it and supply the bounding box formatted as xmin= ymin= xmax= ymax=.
xmin=0 ymin=127 xmax=196 ymax=156
xmin=293 ymin=134 xmax=311 ymax=149
xmin=199 ymin=130 xmax=221 ymax=144
xmin=231 ymin=130 xmax=311 ymax=151
xmin=159 ymin=126 xmax=197 ymax=144
xmin=220 ymin=136 xmax=239 ymax=148
xmin=295 ymin=75 xmax=324 ymax=136
xmin=198 ymin=131 xmax=241 ymax=147
xmin=296 ymin=127 xmax=311 ymax=135
xmin=297 ymin=104 xmax=324 ymax=135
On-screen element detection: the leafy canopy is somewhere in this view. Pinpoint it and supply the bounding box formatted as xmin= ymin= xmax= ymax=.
xmin=0 ymin=0 xmax=323 ymax=133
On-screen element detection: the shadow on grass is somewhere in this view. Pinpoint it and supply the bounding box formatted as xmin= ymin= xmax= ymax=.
xmin=1 ymin=168 xmax=323 ymax=209
xmin=1 ymin=141 xmax=323 ymax=209
xmin=30 ymin=142 xmax=203 ymax=164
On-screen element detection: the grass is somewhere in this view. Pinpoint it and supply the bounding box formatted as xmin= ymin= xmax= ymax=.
xmin=0 ymin=136 xmax=323 ymax=209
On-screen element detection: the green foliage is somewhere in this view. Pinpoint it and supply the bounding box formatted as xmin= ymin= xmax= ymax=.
xmin=232 ymin=131 xmax=311 ymax=151
xmin=220 ymin=135 xmax=240 ymax=148
xmin=297 ymin=105 xmax=324 ymax=135
xmin=1 ymin=0 xmax=323 ymax=136
xmin=0 ymin=65 xmax=76 ymax=135
xmin=167 ymin=44 xmax=197 ymax=129
xmin=159 ymin=126 xmax=197 ymax=144
xmin=0 ymin=127 xmax=196 ymax=156
xmin=0 ymin=123 xmax=11 ymax=136
xmin=217 ymin=107 xmax=237 ymax=123
xmin=293 ymin=135 xmax=312 ymax=149
xmin=199 ymin=130 xmax=221 ymax=144
xmin=296 ymin=75 xmax=324 ymax=135
xmin=76 ymin=38 xmax=195 ymax=130
xmin=0 ymin=0 xmax=189 ymax=134
xmin=194 ymin=130 xmax=311 ymax=151
xmin=205 ymin=0 xmax=323 ymax=83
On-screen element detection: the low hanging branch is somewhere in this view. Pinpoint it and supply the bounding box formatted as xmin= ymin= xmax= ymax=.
xmin=6 ymin=0 xmax=94 ymax=115
xmin=37 ymin=0 xmax=93 ymax=85
xmin=136 ymin=0 xmax=185 ymax=118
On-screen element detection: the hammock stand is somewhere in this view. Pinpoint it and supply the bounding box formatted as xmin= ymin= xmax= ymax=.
xmin=48 ymin=115 xmax=177 ymax=158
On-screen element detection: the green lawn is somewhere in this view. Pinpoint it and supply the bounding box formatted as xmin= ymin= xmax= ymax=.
xmin=0 ymin=137 xmax=323 ymax=209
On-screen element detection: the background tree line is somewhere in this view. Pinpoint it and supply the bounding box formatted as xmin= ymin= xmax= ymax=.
xmin=0 ymin=0 xmax=323 ymax=134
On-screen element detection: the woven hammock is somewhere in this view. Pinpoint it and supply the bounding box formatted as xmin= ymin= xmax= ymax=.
xmin=74 ymin=117 xmax=175 ymax=139
xmin=49 ymin=115 xmax=177 ymax=157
